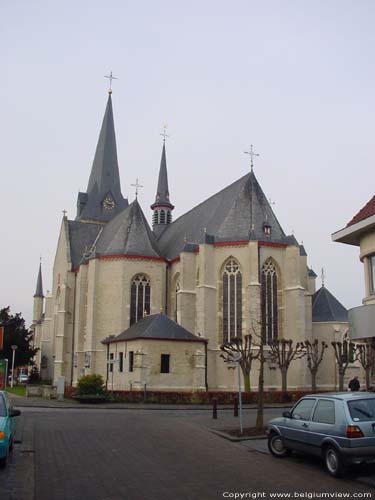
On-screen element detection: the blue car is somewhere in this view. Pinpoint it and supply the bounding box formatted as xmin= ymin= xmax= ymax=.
xmin=267 ymin=392 xmax=375 ymax=477
xmin=0 ymin=391 xmax=21 ymax=467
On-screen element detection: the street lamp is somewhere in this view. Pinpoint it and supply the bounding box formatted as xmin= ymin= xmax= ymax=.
xmin=10 ymin=345 xmax=18 ymax=388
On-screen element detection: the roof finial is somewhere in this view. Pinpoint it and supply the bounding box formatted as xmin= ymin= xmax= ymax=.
xmin=131 ymin=178 xmax=143 ymax=199
xmin=104 ymin=71 xmax=118 ymax=94
xmin=244 ymin=144 xmax=260 ymax=172
xmin=321 ymin=267 xmax=325 ymax=287
xmin=62 ymin=209 xmax=67 ymax=218
xmin=160 ymin=123 xmax=169 ymax=143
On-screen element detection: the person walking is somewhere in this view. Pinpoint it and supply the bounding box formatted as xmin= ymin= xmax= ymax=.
xmin=348 ymin=376 xmax=360 ymax=391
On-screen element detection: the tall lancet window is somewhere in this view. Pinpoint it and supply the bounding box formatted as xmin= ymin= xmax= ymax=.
xmin=222 ymin=259 xmax=242 ymax=342
xmin=261 ymin=259 xmax=279 ymax=343
xmin=130 ymin=275 xmax=151 ymax=325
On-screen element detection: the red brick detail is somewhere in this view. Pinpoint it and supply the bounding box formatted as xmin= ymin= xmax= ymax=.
xmin=259 ymin=241 xmax=287 ymax=248
xmin=214 ymin=240 xmax=249 ymax=247
xmin=347 ymin=195 xmax=375 ymax=227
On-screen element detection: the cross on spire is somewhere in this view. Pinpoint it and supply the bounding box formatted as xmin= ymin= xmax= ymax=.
xmin=160 ymin=124 xmax=169 ymax=143
xmin=62 ymin=209 xmax=67 ymax=218
xmin=244 ymin=144 xmax=260 ymax=171
xmin=104 ymin=71 xmax=118 ymax=94
xmin=321 ymin=267 xmax=325 ymax=287
xmin=131 ymin=178 xmax=143 ymax=199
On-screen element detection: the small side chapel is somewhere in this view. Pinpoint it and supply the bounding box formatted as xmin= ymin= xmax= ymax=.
xmin=31 ymin=89 xmax=351 ymax=392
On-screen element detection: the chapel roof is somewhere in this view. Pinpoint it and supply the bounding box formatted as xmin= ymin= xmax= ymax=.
xmin=312 ymin=286 xmax=348 ymax=323
xmin=157 ymin=170 xmax=286 ymax=259
xmin=346 ymin=195 xmax=375 ymax=227
xmin=102 ymin=313 xmax=206 ymax=343
xmin=94 ymin=199 xmax=161 ymax=259
xmin=67 ymin=220 xmax=103 ymax=269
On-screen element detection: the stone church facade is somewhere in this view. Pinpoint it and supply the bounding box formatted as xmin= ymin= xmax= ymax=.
xmin=31 ymin=91 xmax=355 ymax=392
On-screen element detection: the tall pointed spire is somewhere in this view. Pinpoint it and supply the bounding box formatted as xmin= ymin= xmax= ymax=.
xmin=34 ymin=262 xmax=44 ymax=298
xmin=76 ymin=93 xmax=127 ymax=222
xmin=151 ymin=137 xmax=174 ymax=233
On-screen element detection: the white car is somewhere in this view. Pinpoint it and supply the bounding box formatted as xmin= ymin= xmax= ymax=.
xmin=17 ymin=374 xmax=29 ymax=384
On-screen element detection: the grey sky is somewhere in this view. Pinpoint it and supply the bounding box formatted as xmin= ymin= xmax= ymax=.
xmin=1 ymin=1 xmax=374 ymax=325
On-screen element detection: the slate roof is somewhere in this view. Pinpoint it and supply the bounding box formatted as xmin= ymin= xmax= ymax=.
xmin=308 ymin=267 xmax=317 ymax=278
xmin=347 ymin=195 xmax=375 ymax=227
xmin=34 ymin=263 xmax=44 ymax=297
xmin=102 ymin=313 xmax=206 ymax=343
xmin=94 ymin=199 xmax=161 ymax=259
xmin=67 ymin=220 xmax=103 ymax=269
xmin=151 ymin=142 xmax=174 ymax=209
xmin=312 ymin=286 xmax=348 ymax=323
xmin=299 ymin=244 xmax=307 ymax=256
xmin=157 ymin=171 xmax=286 ymax=259
xmin=76 ymin=94 xmax=128 ymax=223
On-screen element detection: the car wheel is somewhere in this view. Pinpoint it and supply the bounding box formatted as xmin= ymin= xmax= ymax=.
xmin=268 ymin=433 xmax=290 ymax=458
xmin=324 ymin=446 xmax=345 ymax=477
xmin=0 ymin=448 xmax=8 ymax=469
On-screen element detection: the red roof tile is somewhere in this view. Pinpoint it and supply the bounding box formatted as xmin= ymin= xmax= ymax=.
xmin=347 ymin=195 xmax=375 ymax=227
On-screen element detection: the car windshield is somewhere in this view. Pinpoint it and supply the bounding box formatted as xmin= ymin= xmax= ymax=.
xmin=0 ymin=396 xmax=6 ymax=417
xmin=348 ymin=398 xmax=375 ymax=422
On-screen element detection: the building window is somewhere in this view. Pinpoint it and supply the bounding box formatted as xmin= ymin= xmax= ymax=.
xmin=222 ymin=258 xmax=242 ymax=343
xmin=109 ymin=352 xmax=114 ymax=373
xmin=161 ymin=354 xmax=170 ymax=373
xmin=167 ymin=210 xmax=172 ymax=224
xmin=119 ymin=352 xmax=123 ymax=373
xmin=129 ymin=351 xmax=134 ymax=372
xmin=370 ymin=255 xmax=375 ymax=295
xmin=160 ymin=210 xmax=166 ymax=224
xmin=263 ymin=222 xmax=271 ymax=236
xmin=130 ymin=275 xmax=151 ymax=325
xmin=261 ymin=259 xmax=279 ymax=343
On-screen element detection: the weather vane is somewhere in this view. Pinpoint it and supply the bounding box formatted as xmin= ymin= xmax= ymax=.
xmin=244 ymin=144 xmax=260 ymax=171
xmin=131 ymin=178 xmax=143 ymax=199
xmin=104 ymin=71 xmax=118 ymax=94
xmin=160 ymin=124 xmax=169 ymax=143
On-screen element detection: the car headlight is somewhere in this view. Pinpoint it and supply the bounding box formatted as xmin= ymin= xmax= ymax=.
xmin=0 ymin=432 xmax=6 ymax=440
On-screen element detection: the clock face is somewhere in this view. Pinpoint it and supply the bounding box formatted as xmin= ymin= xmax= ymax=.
xmin=103 ymin=195 xmax=115 ymax=210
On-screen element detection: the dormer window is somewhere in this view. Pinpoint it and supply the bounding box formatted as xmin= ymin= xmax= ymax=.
xmin=263 ymin=222 xmax=271 ymax=237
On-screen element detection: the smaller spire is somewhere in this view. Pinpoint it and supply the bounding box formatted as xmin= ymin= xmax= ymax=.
xmin=34 ymin=262 xmax=44 ymax=298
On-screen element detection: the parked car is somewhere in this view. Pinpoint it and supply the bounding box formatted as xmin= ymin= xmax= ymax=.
xmin=17 ymin=374 xmax=29 ymax=384
xmin=0 ymin=391 xmax=21 ymax=467
xmin=267 ymin=392 xmax=375 ymax=477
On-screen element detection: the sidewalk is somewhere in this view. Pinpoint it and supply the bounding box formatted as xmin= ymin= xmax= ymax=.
xmin=9 ymin=393 xmax=292 ymax=411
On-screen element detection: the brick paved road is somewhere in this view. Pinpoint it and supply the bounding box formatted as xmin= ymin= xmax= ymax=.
xmin=12 ymin=408 xmax=374 ymax=500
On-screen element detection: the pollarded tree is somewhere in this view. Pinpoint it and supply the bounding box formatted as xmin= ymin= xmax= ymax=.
xmin=300 ymin=340 xmax=328 ymax=391
xmin=268 ymin=339 xmax=306 ymax=392
xmin=220 ymin=335 xmax=259 ymax=392
xmin=331 ymin=340 xmax=356 ymax=391
xmin=355 ymin=342 xmax=375 ymax=391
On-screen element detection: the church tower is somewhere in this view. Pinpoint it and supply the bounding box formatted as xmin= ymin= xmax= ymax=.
xmin=33 ymin=262 xmax=44 ymax=323
xmin=151 ymin=133 xmax=174 ymax=237
xmin=76 ymin=90 xmax=128 ymax=223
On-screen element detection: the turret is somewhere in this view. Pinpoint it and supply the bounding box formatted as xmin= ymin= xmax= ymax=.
xmin=33 ymin=262 xmax=44 ymax=322
xmin=151 ymin=136 xmax=174 ymax=237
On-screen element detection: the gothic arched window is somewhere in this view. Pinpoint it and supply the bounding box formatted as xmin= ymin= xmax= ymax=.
xmin=130 ymin=275 xmax=151 ymax=325
xmin=261 ymin=259 xmax=278 ymax=343
xmin=222 ymin=259 xmax=242 ymax=342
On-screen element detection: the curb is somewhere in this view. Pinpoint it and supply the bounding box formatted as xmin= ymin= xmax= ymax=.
xmin=209 ymin=428 xmax=267 ymax=442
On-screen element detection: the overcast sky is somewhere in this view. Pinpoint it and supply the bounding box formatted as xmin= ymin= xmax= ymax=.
xmin=1 ymin=1 xmax=374 ymax=325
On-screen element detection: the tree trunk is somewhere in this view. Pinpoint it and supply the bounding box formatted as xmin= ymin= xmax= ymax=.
xmin=243 ymin=371 xmax=251 ymax=393
xmin=311 ymin=370 xmax=317 ymax=392
xmin=281 ymin=366 xmax=288 ymax=392
xmin=338 ymin=368 xmax=344 ymax=391
xmin=366 ymin=368 xmax=371 ymax=391
xmin=256 ymin=353 xmax=264 ymax=432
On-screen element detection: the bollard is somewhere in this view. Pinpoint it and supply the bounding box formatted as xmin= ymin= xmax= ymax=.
xmin=212 ymin=398 xmax=218 ymax=419
xmin=234 ymin=396 xmax=238 ymax=417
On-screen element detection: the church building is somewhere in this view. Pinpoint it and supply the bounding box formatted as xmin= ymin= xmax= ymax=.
xmin=31 ymin=89 xmax=354 ymax=392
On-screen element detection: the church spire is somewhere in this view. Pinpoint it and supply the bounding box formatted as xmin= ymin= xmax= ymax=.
xmin=151 ymin=130 xmax=174 ymax=232
xmin=34 ymin=262 xmax=44 ymax=298
xmin=76 ymin=92 xmax=127 ymax=222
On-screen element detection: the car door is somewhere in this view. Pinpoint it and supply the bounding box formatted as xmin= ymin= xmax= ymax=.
xmin=308 ymin=398 xmax=337 ymax=457
xmin=282 ymin=398 xmax=316 ymax=453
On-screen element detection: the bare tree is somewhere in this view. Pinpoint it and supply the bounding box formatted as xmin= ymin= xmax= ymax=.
xmin=220 ymin=335 xmax=258 ymax=392
xmin=268 ymin=339 xmax=306 ymax=392
xmin=331 ymin=340 xmax=356 ymax=391
xmin=300 ymin=340 xmax=328 ymax=391
xmin=356 ymin=341 xmax=375 ymax=390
